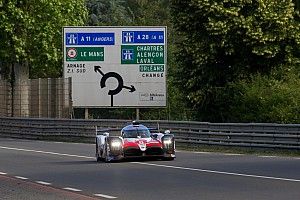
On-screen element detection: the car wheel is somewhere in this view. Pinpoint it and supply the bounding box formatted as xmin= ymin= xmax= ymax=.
xmin=96 ymin=141 xmax=101 ymax=162
xmin=104 ymin=142 xmax=110 ymax=163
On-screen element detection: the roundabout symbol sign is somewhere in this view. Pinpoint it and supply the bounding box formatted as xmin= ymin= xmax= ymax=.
xmin=94 ymin=66 xmax=136 ymax=107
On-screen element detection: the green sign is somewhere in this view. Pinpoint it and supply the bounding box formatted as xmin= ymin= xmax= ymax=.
xmin=66 ymin=47 xmax=104 ymax=61
xmin=139 ymin=65 xmax=164 ymax=72
xmin=121 ymin=45 xmax=164 ymax=64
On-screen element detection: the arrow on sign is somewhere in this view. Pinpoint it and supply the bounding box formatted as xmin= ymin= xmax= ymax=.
xmin=94 ymin=65 xmax=105 ymax=76
xmin=94 ymin=66 xmax=136 ymax=106
xmin=123 ymin=85 xmax=136 ymax=92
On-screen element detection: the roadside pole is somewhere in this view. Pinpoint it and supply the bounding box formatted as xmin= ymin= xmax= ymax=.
xmin=85 ymin=108 xmax=89 ymax=119
xmin=136 ymin=108 xmax=140 ymax=120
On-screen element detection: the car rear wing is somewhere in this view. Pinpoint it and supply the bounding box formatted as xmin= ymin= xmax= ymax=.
xmin=95 ymin=125 xmax=167 ymax=136
xmin=95 ymin=127 xmax=122 ymax=136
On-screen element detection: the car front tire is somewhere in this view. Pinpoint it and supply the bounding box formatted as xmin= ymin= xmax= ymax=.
xmin=104 ymin=142 xmax=110 ymax=163
xmin=96 ymin=141 xmax=102 ymax=162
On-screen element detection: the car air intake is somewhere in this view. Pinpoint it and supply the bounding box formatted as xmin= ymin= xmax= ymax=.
xmin=162 ymin=135 xmax=175 ymax=153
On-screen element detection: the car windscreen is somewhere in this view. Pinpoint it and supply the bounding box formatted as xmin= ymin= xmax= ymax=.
xmin=122 ymin=129 xmax=151 ymax=138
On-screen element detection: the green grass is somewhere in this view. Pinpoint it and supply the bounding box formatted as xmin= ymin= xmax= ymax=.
xmin=176 ymin=143 xmax=300 ymax=157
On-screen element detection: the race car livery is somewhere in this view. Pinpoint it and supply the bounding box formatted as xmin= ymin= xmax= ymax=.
xmin=95 ymin=121 xmax=175 ymax=162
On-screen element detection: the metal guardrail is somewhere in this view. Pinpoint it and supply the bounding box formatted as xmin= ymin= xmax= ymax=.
xmin=0 ymin=117 xmax=300 ymax=149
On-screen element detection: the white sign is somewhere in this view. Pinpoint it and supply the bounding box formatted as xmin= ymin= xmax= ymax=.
xmin=63 ymin=27 xmax=167 ymax=107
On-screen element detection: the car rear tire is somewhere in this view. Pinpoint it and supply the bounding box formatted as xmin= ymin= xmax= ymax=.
xmin=104 ymin=142 xmax=110 ymax=163
xmin=96 ymin=141 xmax=101 ymax=162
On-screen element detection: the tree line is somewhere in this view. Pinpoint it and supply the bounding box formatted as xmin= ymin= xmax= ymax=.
xmin=0 ymin=0 xmax=299 ymax=123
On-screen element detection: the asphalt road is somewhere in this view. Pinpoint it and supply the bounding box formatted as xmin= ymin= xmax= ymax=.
xmin=0 ymin=138 xmax=300 ymax=200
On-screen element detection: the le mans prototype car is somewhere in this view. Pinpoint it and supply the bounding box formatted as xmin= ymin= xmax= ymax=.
xmin=95 ymin=121 xmax=175 ymax=162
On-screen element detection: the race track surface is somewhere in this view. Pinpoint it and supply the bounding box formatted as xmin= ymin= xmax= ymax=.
xmin=0 ymin=138 xmax=300 ymax=200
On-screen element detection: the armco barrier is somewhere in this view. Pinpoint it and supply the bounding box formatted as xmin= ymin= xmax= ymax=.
xmin=0 ymin=117 xmax=300 ymax=149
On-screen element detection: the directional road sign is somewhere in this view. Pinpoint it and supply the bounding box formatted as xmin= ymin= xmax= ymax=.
xmin=63 ymin=27 xmax=167 ymax=107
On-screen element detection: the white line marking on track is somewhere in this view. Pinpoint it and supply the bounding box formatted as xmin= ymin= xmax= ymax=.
xmin=63 ymin=187 xmax=82 ymax=192
xmin=36 ymin=181 xmax=52 ymax=185
xmin=15 ymin=176 xmax=28 ymax=180
xmin=193 ymin=151 xmax=213 ymax=154
xmin=94 ymin=194 xmax=118 ymax=199
xmin=0 ymin=146 xmax=94 ymax=159
xmin=259 ymin=156 xmax=277 ymax=158
xmin=2 ymin=145 xmax=300 ymax=183
xmin=0 ymin=172 xmax=7 ymax=175
xmin=224 ymin=153 xmax=243 ymax=156
xmin=131 ymin=162 xmax=300 ymax=183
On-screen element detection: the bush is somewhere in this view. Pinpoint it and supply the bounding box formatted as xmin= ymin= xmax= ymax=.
xmin=229 ymin=67 xmax=300 ymax=123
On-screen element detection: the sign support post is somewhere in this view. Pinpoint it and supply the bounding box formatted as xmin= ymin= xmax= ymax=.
xmin=136 ymin=108 xmax=140 ymax=121
xmin=85 ymin=108 xmax=89 ymax=119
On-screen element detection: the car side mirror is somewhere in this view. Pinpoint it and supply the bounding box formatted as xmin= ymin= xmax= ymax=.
xmin=103 ymin=132 xmax=110 ymax=137
xmin=152 ymin=134 xmax=158 ymax=139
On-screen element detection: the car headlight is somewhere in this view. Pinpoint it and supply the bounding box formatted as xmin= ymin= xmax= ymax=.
xmin=163 ymin=139 xmax=172 ymax=145
xmin=162 ymin=135 xmax=174 ymax=151
xmin=111 ymin=140 xmax=122 ymax=148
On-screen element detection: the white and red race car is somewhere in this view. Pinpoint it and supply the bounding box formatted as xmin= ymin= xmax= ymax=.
xmin=95 ymin=121 xmax=175 ymax=162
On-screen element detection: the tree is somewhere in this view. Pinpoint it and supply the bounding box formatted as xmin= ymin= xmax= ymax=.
xmin=0 ymin=0 xmax=87 ymax=78
xmin=229 ymin=67 xmax=300 ymax=123
xmin=170 ymin=0 xmax=300 ymax=122
xmin=86 ymin=0 xmax=133 ymax=26
xmin=126 ymin=0 xmax=170 ymax=26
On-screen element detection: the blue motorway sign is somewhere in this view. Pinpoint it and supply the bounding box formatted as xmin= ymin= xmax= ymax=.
xmin=66 ymin=33 xmax=115 ymax=45
xmin=122 ymin=31 xmax=164 ymax=44
xmin=122 ymin=49 xmax=134 ymax=61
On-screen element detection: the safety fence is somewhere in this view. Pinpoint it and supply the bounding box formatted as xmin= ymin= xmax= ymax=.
xmin=0 ymin=117 xmax=299 ymax=149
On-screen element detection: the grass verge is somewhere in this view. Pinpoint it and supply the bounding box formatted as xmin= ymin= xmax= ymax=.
xmin=176 ymin=143 xmax=300 ymax=157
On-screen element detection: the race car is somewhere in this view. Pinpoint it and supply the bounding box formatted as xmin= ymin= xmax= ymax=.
xmin=95 ymin=121 xmax=175 ymax=162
